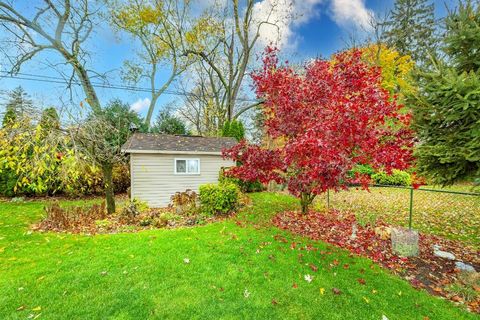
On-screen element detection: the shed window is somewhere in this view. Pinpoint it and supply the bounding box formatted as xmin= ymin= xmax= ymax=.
xmin=175 ymin=159 xmax=200 ymax=174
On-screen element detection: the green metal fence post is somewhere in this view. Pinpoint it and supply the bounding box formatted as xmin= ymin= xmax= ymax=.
xmin=408 ymin=188 xmax=414 ymax=230
xmin=327 ymin=189 xmax=330 ymax=209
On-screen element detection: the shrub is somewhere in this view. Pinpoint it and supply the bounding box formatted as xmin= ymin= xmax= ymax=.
xmin=112 ymin=164 xmax=130 ymax=193
xmin=372 ymin=169 xmax=412 ymax=186
xmin=199 ymin=183 xmax=240 ymax=216
xmin=348 ymin=164 xmax=375 ymax=178
xmin=38 ymin=201 xmax=106 ymax=232
xmin=219 ymin=168 xmax=264 ymax=193
xmin=153 ymin=211 xmax=181 ymax=227
xmin=170 ymin=189 xmax=198 ymax=216
xmin=120 ymin=199 xmax=148 ymax=222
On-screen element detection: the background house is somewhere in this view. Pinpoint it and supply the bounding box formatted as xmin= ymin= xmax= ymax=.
xmin=122 ymin=133 xmax=237 ymax=207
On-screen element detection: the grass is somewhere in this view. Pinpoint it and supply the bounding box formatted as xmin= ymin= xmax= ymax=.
xmin=314 ymin=186 xmax=480 ymax=247
xmin=0 ymin=193 xmax=477 ymax=319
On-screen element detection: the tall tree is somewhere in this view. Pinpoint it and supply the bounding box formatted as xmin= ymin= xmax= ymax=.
xmin=1 ymin=86 xmax=33 ymax=127
xmin=381 ymin=0 xmax=436 ymax=65
xmin=0 ymin=0 xmax=102 ymax=113
xmin=183 ymin=0 xmax=280 ymax=123
xmin=72 ymin=99 xmax=144 ymax=213
xmin=224 ymin=48 xmax=414 ymax=213
xmin=411 ymin=1 xmax=480 ymax=185
xmin=110 ymin=0 xmax=200 ymax=128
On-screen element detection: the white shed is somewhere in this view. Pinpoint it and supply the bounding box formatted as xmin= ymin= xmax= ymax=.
xmin=122 ymin=133 xmax=237 ymax=208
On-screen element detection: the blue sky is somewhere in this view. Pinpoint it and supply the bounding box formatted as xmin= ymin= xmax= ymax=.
xmin=0 ymin=0 xmax=455 ymax=120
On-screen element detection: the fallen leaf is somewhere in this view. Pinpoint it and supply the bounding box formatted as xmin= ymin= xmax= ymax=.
xmin=332 ymin=287 xmax=342 ymax=295
xmin=357 ymin=278 xmax=366 ymax=285
xmin=32 ymin=306 xmax=41 ymax=311
xmin=16 ymin=306 xmax=25 ymax=311
xmin=304 ymin=274 xmax=313 ymax=283
xmin=363 ymin=296 xmax=370 ymax=303
xmin=309 ymin=263 xmax=318 ymax=272
xmin=319 ymin=288 xmax=325 ymax=295
xmin=271 ymin=299 xmax=278 ymax=305
xmin=292 ymin=283 xmax=298 ymax=289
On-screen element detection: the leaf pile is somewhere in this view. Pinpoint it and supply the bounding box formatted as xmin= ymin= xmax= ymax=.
xmin=273 ymin=210 xmax=480 ymax=313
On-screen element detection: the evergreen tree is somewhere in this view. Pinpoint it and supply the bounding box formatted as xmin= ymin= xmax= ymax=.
xmin=221 ymin=120 xmax=245 ymax=141
xmin=39 ymin=107 xmax=60 ymax=131
xmin=381 ymin=0 xmax=436 ymax=65
xmin=1 ymin=107 xmax=16 ymax=128
xmin=1 ymin=86 xmax=33 ymax=127
xmin=151 ymin=108 xmax=187 ymax=135
xmin=411 ymin=1 xmax=480 ymax=185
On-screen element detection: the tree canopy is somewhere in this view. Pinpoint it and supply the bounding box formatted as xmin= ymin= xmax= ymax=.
xmin=224 ymin=48 xmax=414 ymax=213
xmin=411 ymin=1 xmax=480 ymax=185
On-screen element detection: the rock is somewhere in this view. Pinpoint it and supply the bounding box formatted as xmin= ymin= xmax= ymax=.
xmin=434 ymin=249 xmax=456 ymax=260
xmin=375 ymin=226 xmax=391 ymax=240
xmin=455 ymin=261 xmax=476 ymax=272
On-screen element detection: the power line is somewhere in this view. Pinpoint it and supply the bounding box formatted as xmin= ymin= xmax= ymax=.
xmin=0 ymin=71 xmax=259 ymax=103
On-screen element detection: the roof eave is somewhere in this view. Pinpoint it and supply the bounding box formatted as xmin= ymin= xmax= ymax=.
xmin=122 ymin=149 xmax=225 ymax=156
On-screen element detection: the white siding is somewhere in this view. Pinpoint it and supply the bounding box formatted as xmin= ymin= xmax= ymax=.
xmin=130 ymin=153 xmax=235 ymax=208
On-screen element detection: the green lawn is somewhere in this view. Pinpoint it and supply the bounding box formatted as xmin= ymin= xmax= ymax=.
xmin=0 ymin=193 xmax=476 ymax=319
xmin=315 ymin=186 xmax=480 ymax=247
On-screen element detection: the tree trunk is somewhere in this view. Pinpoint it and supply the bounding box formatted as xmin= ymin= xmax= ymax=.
xmin=300 ymin=192 xmax=315 ymax=214
xmin=102 ymin=163 xmax=116 ymax=214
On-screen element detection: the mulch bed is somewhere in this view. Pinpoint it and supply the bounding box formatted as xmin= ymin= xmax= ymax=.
xmin=272 ymin=210 xmax=480 ymax=313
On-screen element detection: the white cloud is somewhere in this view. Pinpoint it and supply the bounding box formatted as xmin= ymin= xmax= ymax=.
xmin=130 ymin=97 xmax=151 ymax=112
xmin=252 ymin=0 xmax=324 ymax=50
xmin=330 ymin=0 xmax=374 ymax=31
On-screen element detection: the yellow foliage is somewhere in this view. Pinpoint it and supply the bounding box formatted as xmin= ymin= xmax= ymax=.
xmin=359 ymin=44 xmax=415 ymax=100
xmin=0 ymin=117 xmax=94 ymax=195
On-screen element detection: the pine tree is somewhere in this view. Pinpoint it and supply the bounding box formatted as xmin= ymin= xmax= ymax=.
xmin=221 ymin=120 xmax=245 ymax=141
xmin=411 ymin=1 xmax=480 ymax=185
xmin=39 ymin=107 xmax=60 ymax=131
xmin=3 ymin=86 xmax=33 ymax=116
xmin=381 ymin=0 xmax=436 ymax=65
xmin=152 ymin=108 xmax=188 ymax=135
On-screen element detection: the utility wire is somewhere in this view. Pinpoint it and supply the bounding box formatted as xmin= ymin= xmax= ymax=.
xmin=0 ymin=71 xmax=260 ymax=103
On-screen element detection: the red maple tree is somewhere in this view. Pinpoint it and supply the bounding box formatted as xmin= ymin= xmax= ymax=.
xmin=223 ymin=47 xmax=414 ymax=213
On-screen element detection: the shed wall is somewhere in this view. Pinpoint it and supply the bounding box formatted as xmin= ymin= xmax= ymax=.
xmin=130 ymin=153 xmax=235 ymax=207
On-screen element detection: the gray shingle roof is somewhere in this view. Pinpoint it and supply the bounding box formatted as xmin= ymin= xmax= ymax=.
xmin=122 ymin=133 xmax=237 ymax=154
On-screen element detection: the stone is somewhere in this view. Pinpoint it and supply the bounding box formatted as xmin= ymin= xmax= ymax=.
xmin=455 ymin=261 xmax=476 ymax=272
xmin=375 ymin=226 xmax=392 ymax=240
xmin=433 ymin=249 xmax=456 ymax=260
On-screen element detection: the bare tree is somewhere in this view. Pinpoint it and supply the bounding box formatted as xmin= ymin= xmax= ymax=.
xmin=109 ymin=0 xmax=197 ymax=128
xmin=182 ymin=0 xmax=280 ymax=123
xmin=0 ymin=0 xmax=103 ymax=113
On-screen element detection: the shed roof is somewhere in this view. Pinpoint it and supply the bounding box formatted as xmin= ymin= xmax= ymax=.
xmin=122 ymin=133 xmax=237 ymax=154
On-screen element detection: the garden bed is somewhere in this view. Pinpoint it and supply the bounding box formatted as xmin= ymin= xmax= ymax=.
xmin=273 ymin=210 xmax=480 ymax=313
xmin=31 ymin=200 xmax=233 ymax=235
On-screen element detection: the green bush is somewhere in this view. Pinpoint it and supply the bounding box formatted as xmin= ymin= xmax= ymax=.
xmin=349 ymin=164 xmax=375 ymax=177
xmin=219 ymin=168 xmax=264 ymax=193
xmin=199 ymin=183 xmax=240 ymax=216
xmin=372 ymin=169 xmax=412 ymax=186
